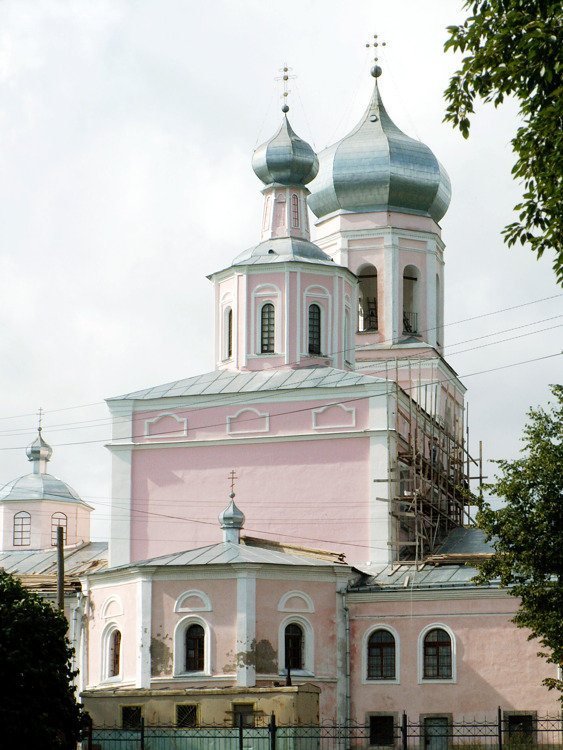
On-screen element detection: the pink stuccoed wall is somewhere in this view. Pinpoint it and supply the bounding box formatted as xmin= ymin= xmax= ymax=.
xmin=348 ymin=594 xmax=560 ymax=721
xmin=129 ymin=434 xmax=370 ymax=562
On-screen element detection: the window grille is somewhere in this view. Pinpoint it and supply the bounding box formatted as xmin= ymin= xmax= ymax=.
xmin=261 ymin=303 xmax=275 ymax=353
xmin=51 ymin=512 xmax=67 ymax=546
xmin=176 ymin=704 xmax=198 ymax=728
xmin=13 ymin=511 xmax=31 ymax=546
xmin=291 ymin=194 xmax=299 ymax=227
xmin=308 ymin=304 xmax=321 ymax=355
xmin=109 ymin=630 xmax=121 ymax=677
xmin=423 ymin=628 xmax=452 ymax=679
xmin=185 ymin=624 xmax=205 ymax=672
xmin=121 ymin=706 xmax=142 ymax=730
xmin=367 ymin=630 xmax=395 ymax=680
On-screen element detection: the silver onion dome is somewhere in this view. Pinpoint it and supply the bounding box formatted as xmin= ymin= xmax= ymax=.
xmin=252 ymin=115 xmax=319 ymax=187
xmin=26 ymin=428 xmax=53 ymax=465
xmin=307 ymin=73 xmax=451 ymax=222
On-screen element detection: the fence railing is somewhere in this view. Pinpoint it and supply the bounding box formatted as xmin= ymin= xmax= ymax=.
xmin=86 ymin=712 xmax=563 ymax=750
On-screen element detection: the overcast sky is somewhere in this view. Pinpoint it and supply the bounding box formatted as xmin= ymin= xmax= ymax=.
xmin=0 ymin=0 xmax=561 ymax=541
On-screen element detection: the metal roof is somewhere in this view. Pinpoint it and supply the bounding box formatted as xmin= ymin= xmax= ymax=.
xmin=0 ymin=541 xmax=108 ymax=576
xmin=109 ymin=366 xmax=385 ymax=402
xmin=231 ymin=237 xmax=336 ymax=267
xmin=252 ymin=115 xmax=319 ymax=187
xmin=352 ymin=529 xmax=495 ymax=591
xmin=0 ymin=472 xmax=92 ymax=508
xmin=108 ymin=541 xmax=346 ymax=571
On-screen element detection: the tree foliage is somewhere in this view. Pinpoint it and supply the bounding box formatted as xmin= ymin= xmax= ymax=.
xmin=0 ymin=570 xmax=88 ymax=748
xmin=475 ymin=385 xmax=563 ymax=690
xmin=444 ymin=1 xmax=563 ymax=285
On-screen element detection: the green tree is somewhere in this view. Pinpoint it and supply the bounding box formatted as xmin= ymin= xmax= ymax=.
xmin=0 ymin=570 xmax=89 ymax=747
xmin=444 ymin=1 xmax=563 ymax=285
xmin=475 ymin=385 xmax=563 ymax=691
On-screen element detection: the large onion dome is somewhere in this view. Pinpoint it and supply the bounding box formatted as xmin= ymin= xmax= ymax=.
xmin=308 ymin=71 xmax=451 ymax=222
xmin=252 ymin=115 xmax=319 ymax=187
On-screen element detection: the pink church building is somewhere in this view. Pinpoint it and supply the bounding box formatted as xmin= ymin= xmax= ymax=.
xmin=2 ymin=59 xmax=557 ymax=737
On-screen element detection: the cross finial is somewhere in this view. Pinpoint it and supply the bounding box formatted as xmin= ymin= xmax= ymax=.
xmin=275 ymin=63 xmax=296 ymax=114
xmin=37 ymin=407 xmax=44 ymax=433
xmin=228 ymin=469 xmax=238 ymax=498
xmin=365 ymin=34 xmax=386 ymax=78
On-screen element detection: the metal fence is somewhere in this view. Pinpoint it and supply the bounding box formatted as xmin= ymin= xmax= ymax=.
xmin=86 ymin=712 xmax=563 ymax=750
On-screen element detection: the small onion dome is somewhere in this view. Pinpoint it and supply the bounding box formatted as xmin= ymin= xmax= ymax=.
xmin=219 ymin=497 xmax=245 ymax=530
xmin=308 ymin=75 xmax=451 ymax=222
xmin=252 ymin=115 xmax=319 ymax=187
xmin=26 ymin=428 xmax=53 ymax=466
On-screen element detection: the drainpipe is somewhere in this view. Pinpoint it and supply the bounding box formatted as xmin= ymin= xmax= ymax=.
xmin=342 ymin=591 xmax=351 ymax=727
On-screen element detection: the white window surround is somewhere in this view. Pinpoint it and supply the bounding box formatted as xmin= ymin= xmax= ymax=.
xmin=302 ymin=286 xmax=330 ymax=357
xmin=277 ymin=614 xmax=314 ymax=677
xmin=223 ymin=306 xmax=233 ymax=361
xmin=173 ymin=615 xmax=211 ymax=678
xmin=362 ymin=624 xmax=400 ymax=685
xmin=277 ymin=590 xmax=315 ymax=613
xmin=144 ymin=412 xmax=188 ymax=439
xmin=101 ymin=595 xmax=124 ymax=620
xmin=101 ymin=621 xmax=123 ymax=683
xmin=417 ymin=622 xmax=457 ymax=684
xmin=174 ymin=590 xmax=212 ymax=613
xmin=251 ymin=284 xmax=281 ymax=356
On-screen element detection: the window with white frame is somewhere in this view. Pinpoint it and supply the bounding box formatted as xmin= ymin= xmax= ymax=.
xmin=260 ymin=303 xmax=275 ymax=353
xmin=51 ymin=512 xmax=67 ymax=546
xmin=102 ymin=623 xmax=123 ymax=682
xmin=418 ymin=624 xmax=456 ymax=683
xmin=308 ymin=304 xmax=321 ymax=355
xmin=174 ymin=617 xmax=210 ymax=676
xmin=367 ymin=630 xmax=396 ymax=680
xmin=224 ymin=307 xmax=233 ymax=360
xmin=278 ymin=616 xmax=314 ymax=675
xmin=13 ymin=511 xmax=31 ymax=546
xmin=291 ymin=193 xmax=300 ymax=228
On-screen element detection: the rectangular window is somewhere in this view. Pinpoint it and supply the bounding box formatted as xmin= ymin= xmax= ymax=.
xmin=13 ymin=512 xmax=31 ymax=546
xmin=369 ymin=715 xmax=395 ymax=746
xmin=232 ymin=703 xmax=255 ymax=728
xmin=506 ymin=713 xmax=536 ymax=744
xmin=176 ymin=703 xmax=198 ymax=728
xmin=121 ymin=705 xmax=143 ymax=730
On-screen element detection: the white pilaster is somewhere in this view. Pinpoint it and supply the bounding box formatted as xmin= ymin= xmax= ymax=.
xmin=136 ymin=575 xmax=152 ymax=688
xmin=236 ymin=569 xmax=256 ymax=687
xmin=426 ymin=247 xmax=438 ymax=348
xmin=108 ymin=401 xmax=133 ymax=568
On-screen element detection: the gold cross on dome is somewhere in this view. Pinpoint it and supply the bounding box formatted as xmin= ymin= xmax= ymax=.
xmin=365 ymin=33 xmax=386 ymax=62
xmin=275 ymin=63 xmax=296 ymax=112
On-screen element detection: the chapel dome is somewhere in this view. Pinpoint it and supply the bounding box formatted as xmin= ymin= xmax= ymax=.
xmin=252 ymin=115 xmax=319 ymax=187
xmin=0 ymin=472 xmax=86 ymax=505
xmin=307 ymin=69 xmax=451 ymax=222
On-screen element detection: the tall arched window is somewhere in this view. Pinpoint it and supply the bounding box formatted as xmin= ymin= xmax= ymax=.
xmin=13 ymin=511 xmax=31 ymax=546
xmin=109 ymin=629 xmax=122 ymax=677
xmin=51 ymin=512 xmax=67 ymax=546
xmin=358 ymin=265 xmax=378 ymax=331
xmin=423 ymin=628 xmax=452 ymax=679
xmin=226 ymin=308 xmax=233 ymax=359
xmin=185 ymin=624 xmax=205 ymax=672
xmin=285 ymin=623 xmax=303 ymax=670
xmin=291 ymin=194 xmax=300 ymax=227
xmin=403 ymin=265 xmax=420 ymax=334
xmin=261 ymin=303 xmax=275 ymax=353
xmin=367 ymin=629 xmax=396 ymax=680
xmin=308 ymin=304 xmax=321 ymax=355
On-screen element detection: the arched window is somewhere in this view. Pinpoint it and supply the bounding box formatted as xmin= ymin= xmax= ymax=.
xmin=367 ymin=629 xmax=396 ymax=680
xmin=344 ymin=310 xmax=351 ymax=362
xmin=308 ymin=304 xmax=321 ymax=355
xmin=51 ymin=512 xmax=67 ymax=546
xmin=285 ymin=623 xmax=303 ymax=670
xmin=185 ymin=624 xmax=205 ymax=672
xmin=261 ymin=303 xmax=275 ymax=353
xmin=403 ymin=265 xmax=420 ymax=334
xmin=291 ymin=194 xmax=300 ymax=228
xmin=423 ymin=628 xmax=452 ymax=679
xmin=226 ymin=308 xmax=233 ymax=359
xmin=273 ymin=194 xmax=286 ymax=231
xmin=358 ymin=265 xmax=378 ymax=332
xmin=109 ymin=629 xmax=122 ymax=677
xmin=13 ymin=511 xmax=31 ymax=546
